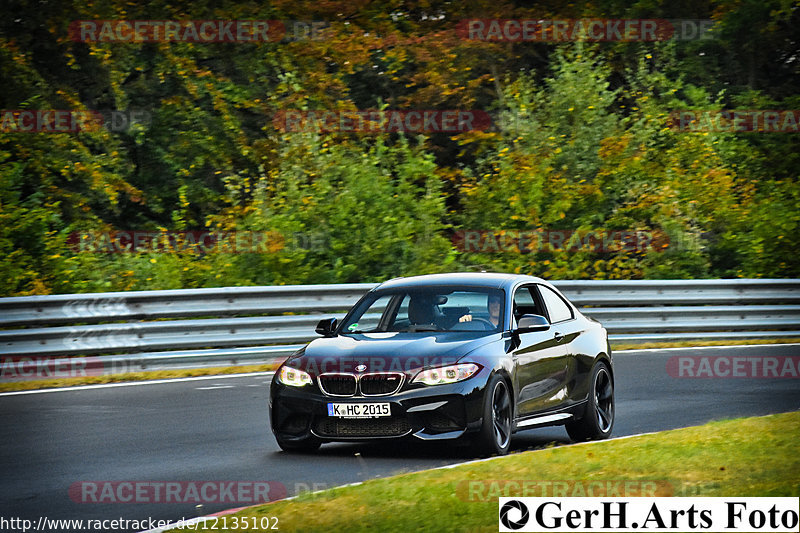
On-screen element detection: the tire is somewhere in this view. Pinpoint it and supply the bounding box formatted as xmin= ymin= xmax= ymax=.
xmin=475 ymin=374 xmax=513 ymax=456
xmin=566 ymin=361 xmax=614 ymax=442
xmin=275 ymin=435 xmax=321 ymax=453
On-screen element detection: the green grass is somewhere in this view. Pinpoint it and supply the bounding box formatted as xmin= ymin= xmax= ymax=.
xmin=207 ymin=412 xmax=800 ymax=532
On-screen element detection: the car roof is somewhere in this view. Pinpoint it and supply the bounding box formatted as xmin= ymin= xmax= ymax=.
xmin=374 ymin=272 xmax=547 ymax=291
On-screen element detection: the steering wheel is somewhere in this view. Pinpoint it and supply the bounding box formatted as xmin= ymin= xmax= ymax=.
xmin=452 ymin=317 xmax=494 ymax=331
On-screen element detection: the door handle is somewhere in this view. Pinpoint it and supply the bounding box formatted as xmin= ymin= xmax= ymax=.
xmin=553 ymin=332 xmax=564 ymax=343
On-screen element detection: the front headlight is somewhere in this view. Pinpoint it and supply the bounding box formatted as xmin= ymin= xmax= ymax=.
xmin=278 ymin=365 xmax=313 ymax=387
xmin=412 ymin=363 xmax=481 ymax=386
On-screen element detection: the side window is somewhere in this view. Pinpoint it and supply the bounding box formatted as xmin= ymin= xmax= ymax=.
xmin=343 ymin=294 xmax=393 ymax=332
xmin=389 ymin=294 xmax=413 ymax=328
xmin=512 ymin=286 xmax=540 ymax=324
xmin=537 ymin=285 xmax=573 ymax=323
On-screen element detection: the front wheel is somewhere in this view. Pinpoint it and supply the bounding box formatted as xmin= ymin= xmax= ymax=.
xmin=566 ymin=361 xmax=614 ymax=442
xmin=475 ymin=374 xmax=513 ymax=456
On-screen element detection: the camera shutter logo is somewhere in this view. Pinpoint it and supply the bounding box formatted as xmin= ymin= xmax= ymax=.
xmin=499 ymin=499 xmax=530 ymax=530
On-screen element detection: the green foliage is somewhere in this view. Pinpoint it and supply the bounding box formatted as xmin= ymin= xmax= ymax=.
xmin=218 ymin=133 xmax=455 ymax=285
xmin=457 ymin=44 xmax=798 ymax=279
xmin=0 ymin=0 xmax=797 ymax=295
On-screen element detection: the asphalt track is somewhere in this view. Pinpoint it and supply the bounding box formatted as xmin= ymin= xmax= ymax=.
xmin=1 ymin=344 xmax=798 ymax=532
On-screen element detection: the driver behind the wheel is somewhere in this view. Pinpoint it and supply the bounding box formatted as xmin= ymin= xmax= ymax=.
xmin=407 ymin=295 xmax=439 ymax=328
xmin=458 ymin=293 xmax=502 ymax=327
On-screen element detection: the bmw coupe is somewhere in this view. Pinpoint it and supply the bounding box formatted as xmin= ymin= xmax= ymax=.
xmin=269 ymin=273 xmax=614 ymax=455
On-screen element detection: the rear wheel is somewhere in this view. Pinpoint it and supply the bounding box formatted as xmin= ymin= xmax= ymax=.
xmin=566 ymin=361 xmax=614 ymax=441
xmin=475 ymin=374 xmax=513 ymax=456
xmin=275 ymin=435 xmax=321 ymax=453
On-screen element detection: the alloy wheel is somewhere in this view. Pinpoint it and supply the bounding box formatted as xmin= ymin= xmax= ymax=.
xmin=594 ymin=367 xmax=614 ymax=432
xmin=492 ymin=381 xmax=512 ymax=449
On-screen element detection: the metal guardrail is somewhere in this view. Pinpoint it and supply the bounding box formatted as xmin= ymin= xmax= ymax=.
xmin=0 ymin=284 xmax=377 ymax=327
xmin=1 ymin=279 xmax=799 ymax=380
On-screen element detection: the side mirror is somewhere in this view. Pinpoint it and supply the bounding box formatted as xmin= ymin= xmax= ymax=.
xmin=315 ymin=317 xmax=338 ymax=337
xmin=515 ymin=314 xmax=550 ymax=333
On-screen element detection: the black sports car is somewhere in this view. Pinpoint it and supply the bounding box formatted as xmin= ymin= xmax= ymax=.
xmin=269 ymin=273 xmax=614 ymax=455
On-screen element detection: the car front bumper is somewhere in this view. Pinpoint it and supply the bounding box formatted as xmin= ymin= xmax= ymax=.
xmin=269 ymin=375 xmax=489 ymax=443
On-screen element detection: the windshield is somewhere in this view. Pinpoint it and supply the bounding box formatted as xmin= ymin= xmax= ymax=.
xmin=340 ymin=287 xmax=505 ymax=334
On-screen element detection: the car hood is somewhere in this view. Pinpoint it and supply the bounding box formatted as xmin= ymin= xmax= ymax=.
xmin=286 ymin=331 xmax=501 ymax=376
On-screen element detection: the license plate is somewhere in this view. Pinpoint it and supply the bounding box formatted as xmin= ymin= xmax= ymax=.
xmin=327 ymin=403 xmax=391 ymax=418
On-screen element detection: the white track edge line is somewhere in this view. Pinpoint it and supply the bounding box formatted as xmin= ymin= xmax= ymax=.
xmin=0 ymin=371 xmax=275 ymax=397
